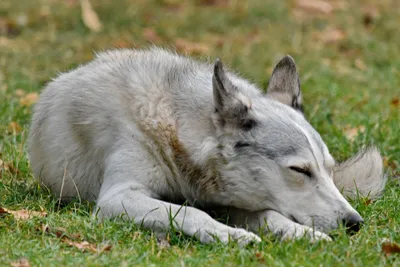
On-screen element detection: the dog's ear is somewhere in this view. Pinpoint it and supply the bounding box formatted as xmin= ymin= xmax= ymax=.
xmin=212 ymin=59 xmax=255 ymax=131
xmin=266 ymin=55 xmax=303 ymax=112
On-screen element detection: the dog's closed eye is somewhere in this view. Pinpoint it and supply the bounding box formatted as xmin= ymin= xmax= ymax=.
xmin=234 ymin=141 xmax=252 ymax=149
xmin=289 ymin=166 xmax=312 ymax=177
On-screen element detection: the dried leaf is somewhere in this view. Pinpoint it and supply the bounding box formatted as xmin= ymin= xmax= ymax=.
xmin=0 ymin=207 xmax=47 ymax=220
xmin=343 ymin=125 xmax=365 ymax=141
xmin=65 ymin=0 xmax=79 ymax=7
xmin=10 ymin=258 xmax=30 ymax=267
xmin=319 ymin=28 xmax=346 ymax=44
xmin=112 ymin=39 xmax=131 ymax=48
xmin=294 ymin=0 xmax=333 ymax=15
xmin=15 ymin=89 xmax=25 ymax=97
xmin=160 ymin=0 xmax=182 ymax=8
xmin=197 ymin=0 xmax=230 ymax=7
xmin=0 ymin=36 xmax=11 ymax=47
xmin=52 ymin=226 xmax=68 ymax=238
xmin=382 ymin=242 xmax=400 ymax=256
xmin=0 ymin=207 xmax=8 ymax=216
xmin=7 ymin=122 xmax=22 ymax=134
xmin=132 ymin=231 xmax=142 ymax=241
xmin=391 ymin=98 xmax=399 ymax=107
xmin=102 ymin=245 xmax=113 ymax=252
xmin=362 ymin=5 xmax=379 ymax=27
xmin=63 ymin=239 xmax=97 ymax=252
xmin=80 ymin=0 xmax=102 ymax=32
xmin=364 ymin=199 xmax=372 ymax=206
xmin=0 ymin=160 xmax=19 ymax=174
xmin=383 ymin=157 xmax=397 ymax=170
xmin=143 ymin=28 xmax=162 ymax=43
xmin=20 ymin=92 xmax=38 ymax=107
xmin=254 ymin=251 xmax=265 ymax=263
xmin=354 ymin=58 xmax=367 ymax=71
xmin=0 ymin=17 xmax=21 ymax=37
xmin=62 ymin=238 xmax=111 ymax=253
xmin=175 ymin=39 xmax=209 ymax=55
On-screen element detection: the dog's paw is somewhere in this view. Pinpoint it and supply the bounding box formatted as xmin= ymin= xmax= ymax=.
xmin=281 ymin=225 xmax=332 ymax=242
xmin=198 ymin=225 xmax=261 ymax=246
xmin=227 ymin=228 xmax=262 ymax=246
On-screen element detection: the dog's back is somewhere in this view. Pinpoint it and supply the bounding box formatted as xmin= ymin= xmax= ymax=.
xmin=28 ymin=48 xmax=256 ymax=201
xmin=29 ymin=48 xmax=192 ymax=200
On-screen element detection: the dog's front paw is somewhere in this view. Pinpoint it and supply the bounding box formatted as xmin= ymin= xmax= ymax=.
xmin=199 ymin=224 xmax=261 ymax=246
xmin=227 ymin=228 xmax=262 ymax=247
xmin=281 ymin=225 xmax=332 ymax=242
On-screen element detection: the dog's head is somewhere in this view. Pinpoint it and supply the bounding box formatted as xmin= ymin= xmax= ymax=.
xmin=210 ymin=56 xmax=363 ymax=233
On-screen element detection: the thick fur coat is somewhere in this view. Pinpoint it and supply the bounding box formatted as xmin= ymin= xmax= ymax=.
xmin=29 ymin=48 xmax=387 ymax=244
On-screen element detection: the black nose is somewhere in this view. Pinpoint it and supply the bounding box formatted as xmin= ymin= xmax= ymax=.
xmin=343 ymin=213 xmax=364 ymax=234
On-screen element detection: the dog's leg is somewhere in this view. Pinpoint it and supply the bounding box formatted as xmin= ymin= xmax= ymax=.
xmin=228 ymin=209 xmax=331 ymax=242
xmin=95 ymin=148 xmax=260 ymax=245
xmin=96 ymin=186 xmax=261 ymax=245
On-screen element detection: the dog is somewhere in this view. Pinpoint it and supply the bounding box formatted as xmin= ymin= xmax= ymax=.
xmin=28 ymin=48 xmax=387 ymax=245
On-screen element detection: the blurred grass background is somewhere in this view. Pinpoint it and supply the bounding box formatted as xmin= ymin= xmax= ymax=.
xmin=0 ymin=0 xmax=399 ymax=266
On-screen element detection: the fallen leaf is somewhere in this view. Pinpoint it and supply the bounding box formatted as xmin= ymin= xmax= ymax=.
xmin=196 ymin=0 xmax=230 ymax=7
xmin=255 ymin=251 xmax=265 ymax=263
xmin=319 ymin=28 xmax=346 ymax=44
xmin=7 ymin=122 xmax=22 ymax=134
xmin=10 ymin=258 xmax=30 ymax=267
xmin=391 ymin=98 xmax=399 ymax=107
xmin=175 ymin=39 xmax=209 ymax=55
xmin=112 ymin=39 xmax=131 ymax=48
xmin=364 ymin=199 xmax=372 ymax=206
xmin=0 ymin=36 xmax=11 ymax=46
xmin=362 ymin=5 xmax=379 ymax=27
xmin=0 ymin=207 xmax=47 ymax=220
xmin=15 ymin=89 xmax=25 ymax=97
xmin=102 ymin=244 xmax=113 ymax=252
xmin=143 ymin=27 xmax=162 ymax=43
xmin=20 ymin=92 xmax=38 ymax=107
xmin=0 ymin=17 xmax=21 ymax=37
xmin=65 ymin=0 xmax=79 ymax=7
xmin=63 ymin=239 xmax=97 ymax=252
xmin=132 ymin=231 xmax=142 ymax=241
xmin=39 ymin=6 xmax=51 ymax=19
xmin=160 ymin=0 xmax=182 ymax=9
xmin=62 ymin=238 xmax=111 ymax=253
xmin=80 ymin=0 xmax=102 ymax=32
xmin=354 ymin=58 xmax=367 ymax=71
xmin=0 ymin=207 xmax=8 ymax=216
xmin=383 ymin=157 xmax=397 ymax=170
xmin=0 ymin=160 xmax=19 ymax=174
xmin=382 ymin=242 xmax=400 ymax=256
xmin=343 ymin=125 xmax=365 ymax=141
xmin=294 ymin=0 xmax=333 ymax=15
xmin=49 ymin=226 xmax=67 ymax=238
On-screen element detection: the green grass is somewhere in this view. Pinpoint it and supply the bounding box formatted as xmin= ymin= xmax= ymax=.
xmin=1 ymin=0 xmax=399 ymax=265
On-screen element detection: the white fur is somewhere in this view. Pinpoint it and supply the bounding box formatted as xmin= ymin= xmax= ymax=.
xmin=28 ymin=48 xmax=386 ymax=244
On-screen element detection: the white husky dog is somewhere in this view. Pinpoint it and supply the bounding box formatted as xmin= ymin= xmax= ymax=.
xmin=29 ymin=48 xmax=386 ymax=245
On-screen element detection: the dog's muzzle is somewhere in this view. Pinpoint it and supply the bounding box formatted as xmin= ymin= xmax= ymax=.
xmin=343 ymin=212 xmax=364 ymax=234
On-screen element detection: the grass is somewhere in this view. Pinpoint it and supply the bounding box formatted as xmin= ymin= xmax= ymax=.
xmin=0 ymin=0 xmax=399 ymax=265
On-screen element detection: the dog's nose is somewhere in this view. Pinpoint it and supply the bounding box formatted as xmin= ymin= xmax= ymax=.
xmin=343 ymin=213 xmax=364 ymax=234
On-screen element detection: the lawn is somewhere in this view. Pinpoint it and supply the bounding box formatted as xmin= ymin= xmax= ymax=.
xmin=0 ymin=0 xmax=399 ymax=266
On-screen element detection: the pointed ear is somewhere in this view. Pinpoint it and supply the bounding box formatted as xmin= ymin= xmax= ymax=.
xmin=212 ymin=58 xmax=232 ymax=112
xmin=212 ymin=59 xmax=255 ymax=131
xmin=266 ymin=55 xmax=303 ymax=112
